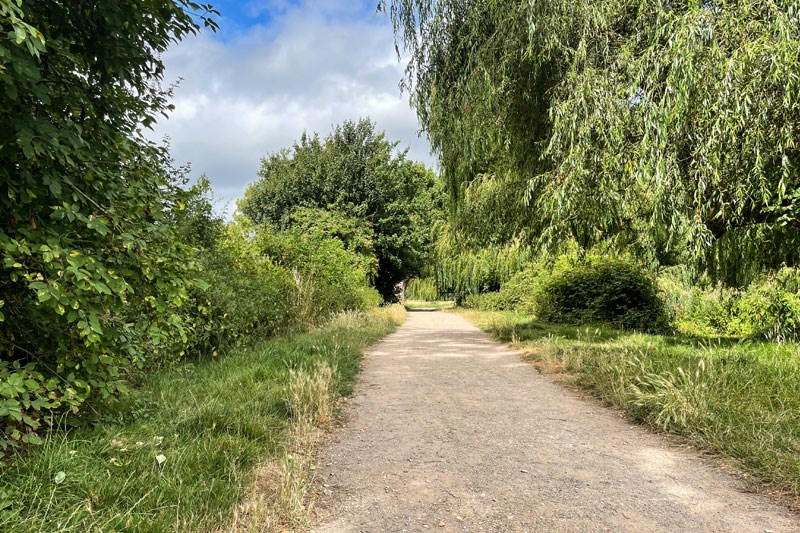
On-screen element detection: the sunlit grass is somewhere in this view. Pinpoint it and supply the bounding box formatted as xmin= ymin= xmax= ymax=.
xmin=0 ymin=306 xmax=406 ymax=532
xmin=403 ymin=300 xmax=455 ymax=311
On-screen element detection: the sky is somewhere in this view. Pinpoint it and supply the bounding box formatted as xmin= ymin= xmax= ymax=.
xmin=151 ymin=0 xmax=435 ymax=215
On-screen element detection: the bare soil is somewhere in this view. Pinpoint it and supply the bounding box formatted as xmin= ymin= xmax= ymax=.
xmin=310 ymin=311 xmax=800 ymax=532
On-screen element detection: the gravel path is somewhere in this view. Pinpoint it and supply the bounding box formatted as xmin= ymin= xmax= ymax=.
xmin=311 ymin=311 xmax=800 ymax=532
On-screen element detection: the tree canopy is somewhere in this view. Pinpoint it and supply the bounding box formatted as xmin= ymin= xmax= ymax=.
xmin=239 ymin=118 xmax=441 ymax=300
xmin=384 ymin=0 xmax=800 ymax=285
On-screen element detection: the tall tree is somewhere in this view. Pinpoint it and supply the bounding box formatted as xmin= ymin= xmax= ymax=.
xmin=239 ymin=119 xmax=441 ymax=300
xmin=0 ymin=1 xmax=217 ymax=448
xmin=384 ymin=0 xmax=800 ymax=284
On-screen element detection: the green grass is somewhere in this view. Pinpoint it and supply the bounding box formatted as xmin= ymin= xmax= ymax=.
xmin=403 ymin=300 xmax=455 ymax=311
xmin=458 ymin=309 xmax=800 ymax=500
xmin=0 ymin=306 xmax=405 ymax=532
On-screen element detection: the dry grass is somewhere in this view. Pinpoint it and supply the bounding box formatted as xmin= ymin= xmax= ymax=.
xmin=374 ymin=303 xmax=408 ymax=326
xmin=226 ymin=361 xmax=338 ymax=531
xmin=226 ymin=306 xmax=407 ymax=531
xmin=327 ymin=304 xmax=407 ymax=331
xmin=287 ymin=361 xmax=335 ymax=428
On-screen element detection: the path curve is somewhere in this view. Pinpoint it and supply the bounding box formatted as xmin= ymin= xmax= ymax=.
xmin=311 ymin=312 xmax=799 ymax=532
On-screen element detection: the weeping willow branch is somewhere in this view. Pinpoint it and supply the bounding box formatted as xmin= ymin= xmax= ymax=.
xmin=385 ymin=0 xmax=800 ymax=285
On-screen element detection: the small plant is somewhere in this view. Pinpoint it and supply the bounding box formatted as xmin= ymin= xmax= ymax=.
xmin=628 ymin=358 xmax=711 ymax=431
xmin=286 ymin=361 xmax=336 ymax=428
xmin=278 ymin=452 xmax=307 ymax=522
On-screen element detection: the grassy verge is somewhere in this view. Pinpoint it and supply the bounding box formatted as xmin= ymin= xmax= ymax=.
xmin=0 ymin=305 xmax=406 ymax=532
xmin=457 ymin=309 xmax=800 ymax=501
xmin=403 ymin=300 xmax=455 ymax=311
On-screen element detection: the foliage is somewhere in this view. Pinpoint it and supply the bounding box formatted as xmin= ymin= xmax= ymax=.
xmin=658 ymin=271 xmax=738 ymax=337
xmin=288 ymin=207 xmax=378 ymax=280
xmin=429 ymin=221 xmax=535 ymax=302
xmin=0 ymin=307 xmax=405 ymax=531
xmin=497 ymin=269 xmax=546 ymax=313
xmin=462 ymin=292 xmax=507 ymax=312
xmin=463 ymin=309 xmax=800 ymax=498
xmin=661 ymin=266 xmax=800 ymax=341
xmin=253 ymin=221 xmax=382 ymax=324
xmin=238 ymin=119 xmax=442 ymax=300
xmin=172 ymin=178 xmax=383 ymax=357
xmin=462 ymin=268 xmax=546 ymax=313
xmin=189 ymin=223 xmax=298 ymax=355
xmin=730 ymin=271 xmax=800 ymax=341
xmin=0 ymin=1 xmax=217 ymax=451
xmin=173 ymin=180 xmax=380 ymax=354
xmin=533 ymin=258 xmax=666 ymax=331
xmin=385 ymin=0 xmax=800 ymax=285
xmin=404 ymin=277 xmax=440 ymax=301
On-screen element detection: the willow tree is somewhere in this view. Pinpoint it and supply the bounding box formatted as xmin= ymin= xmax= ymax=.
xmin=384 ymin=0 xmax=800 ymax=285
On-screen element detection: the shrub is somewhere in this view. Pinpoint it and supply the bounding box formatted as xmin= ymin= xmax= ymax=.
xmin=729 ymin=269 xmax=800 ymax=341
xmin=255 ymin=225 xmax=381 ymax=324
xmin=462 ymin=292 xmax=507 ymax=311
xmin=658 ymin=270 xmax=737 ymax=337
xmin=495 ymin=268 xmax=547 ymax=313
xmin=533 ymin=258 xmax=666 ymax=331
xmin=659 ymin=266 xmax=800 ymax=341
xmin=0 ymin=0 xmax=217 ymax=453
xmin=186 ymin=248 xmax=297 ymax=357
xmin=171 ymin=186 xmax=298 ymax=358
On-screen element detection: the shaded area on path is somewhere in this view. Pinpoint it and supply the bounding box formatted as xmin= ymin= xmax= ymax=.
xmin=311 ymin=312 xmax=799 ymax=532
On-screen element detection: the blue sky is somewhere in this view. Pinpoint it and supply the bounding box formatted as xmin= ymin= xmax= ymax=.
xmin=152 ymin=0 xmax=434 ymax=214
xmin=209 ymin=0 xmax=379 ymax=37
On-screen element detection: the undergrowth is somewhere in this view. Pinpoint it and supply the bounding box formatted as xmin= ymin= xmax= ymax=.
xmin=459 ymin=309 xmax=800 ymax=500
xmin=0 ymin=306 xmax=406 ymax=532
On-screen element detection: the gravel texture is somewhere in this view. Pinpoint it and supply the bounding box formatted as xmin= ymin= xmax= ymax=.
xmin=311 ymin=311 xmax=799 ymax=532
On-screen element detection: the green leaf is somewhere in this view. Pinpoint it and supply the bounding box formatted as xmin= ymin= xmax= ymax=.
xmin=89 ymin=314 xmax=102 ymax=334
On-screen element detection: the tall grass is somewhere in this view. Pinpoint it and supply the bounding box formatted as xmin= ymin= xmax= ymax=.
xmin=460 ymin=309 xmax=800 ymax=500
xmin=0 ymin=306 xmax=406 ymax=532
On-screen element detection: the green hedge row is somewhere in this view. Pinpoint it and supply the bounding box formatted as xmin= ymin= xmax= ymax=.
xmin=465 ymin=255 xmax=800 ymax=340
xmin=0 ymin=181 xmax=381 ymax=454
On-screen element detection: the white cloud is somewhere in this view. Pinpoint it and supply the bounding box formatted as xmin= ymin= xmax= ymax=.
xmin=151 ymin=1 xmax=434 ymax=215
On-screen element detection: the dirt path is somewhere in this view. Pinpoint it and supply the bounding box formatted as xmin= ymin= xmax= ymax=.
xmin=311 ymin=312 xmax=799 ymax=532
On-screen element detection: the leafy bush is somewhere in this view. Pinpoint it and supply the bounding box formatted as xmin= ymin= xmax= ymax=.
xmin=728 ymin=269 xmax=800 ymax=341
xmin=169 ymin=179 xmax=298 ymax=357
xmin=533 ymin=258 xmax=666 ymax=330
xmin=0 ymin=0 xmax=220 ymax=453
xmin=496 ymin=268 xmax=546 ymax=312
xmin=462 ymin=292 xmax=507 ymax=311
xmin=462 ymin=269 xmax=542 ymax=311
xmin=658 ymin=272 xmax=737 ymax=337
xmin=255 ymin=224 xmax=381 ymax=323
xmin=660 ymin=267 xmax=800 ymax=341
xmin=185 ymin=232 xmax=297 ymax=357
